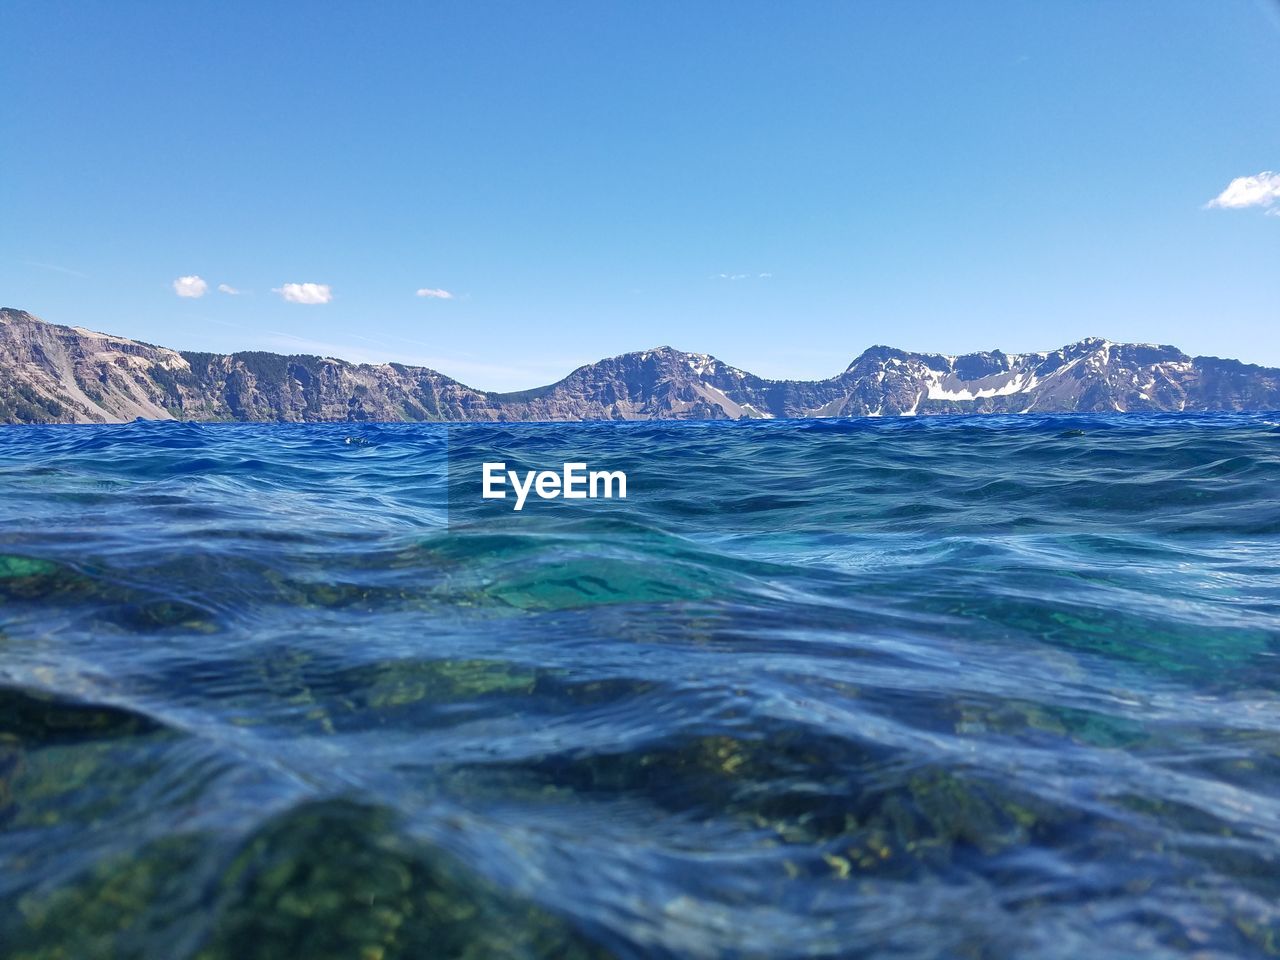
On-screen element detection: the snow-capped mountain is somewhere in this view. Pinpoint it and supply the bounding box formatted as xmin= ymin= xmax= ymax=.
xmin=2 ymin=308 xmax=1278 ymax=424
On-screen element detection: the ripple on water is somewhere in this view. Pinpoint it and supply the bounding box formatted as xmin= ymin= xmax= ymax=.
xmin=1 ymin=413 xmax=1279 ymax=958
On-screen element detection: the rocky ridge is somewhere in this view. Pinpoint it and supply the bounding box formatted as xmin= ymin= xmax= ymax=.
xmin=2 ymin=307 xmax=1278 ymax=424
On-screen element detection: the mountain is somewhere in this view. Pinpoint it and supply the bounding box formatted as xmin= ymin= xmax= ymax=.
xmin=2 ymin=307 xmax=1278 ymax=424
xmin=0 ymin=308 xmax=494 ymax=424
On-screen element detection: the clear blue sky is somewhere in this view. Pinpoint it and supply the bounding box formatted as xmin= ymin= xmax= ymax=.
xmin=2 ymin=1 xmax=1278 ymax=390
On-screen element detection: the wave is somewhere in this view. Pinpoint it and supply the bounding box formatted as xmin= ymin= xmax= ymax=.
xmin=2 ymin=413 xmax=1280 ymax=957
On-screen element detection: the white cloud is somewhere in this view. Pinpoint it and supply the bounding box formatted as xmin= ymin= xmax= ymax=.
xmin=1205 ymin=171 xmax=1280 ymax=210
xmin=173 ymin=275 xmax=208 ymax=298
xmin=416 ymin=287 xmax=454 ymax=299
xmin=275 ymin=282 xmax=333 ymax=304
xmin=217 ymin=283 xmax=241 ymax=295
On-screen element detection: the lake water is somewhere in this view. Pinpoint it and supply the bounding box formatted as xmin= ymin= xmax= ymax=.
xmin=2 ymin=414 xmax=1280 ymax=958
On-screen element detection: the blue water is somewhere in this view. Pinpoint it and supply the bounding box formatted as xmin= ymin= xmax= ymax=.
xmin=2 ymin=413 xmax=1280 ymax=959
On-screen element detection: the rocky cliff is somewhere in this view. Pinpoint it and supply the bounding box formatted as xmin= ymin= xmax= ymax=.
xmin=2 ymin=307 xmax=1278 ymax=424
xmin=0 ymin=308 xmax=493 ymax=424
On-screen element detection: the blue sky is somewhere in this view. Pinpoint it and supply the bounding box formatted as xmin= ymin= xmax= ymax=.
xmin=2 ymin=1 xmax=1278 ymax=390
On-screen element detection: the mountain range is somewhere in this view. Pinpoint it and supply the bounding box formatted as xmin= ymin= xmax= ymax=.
xmin=2 ymin=307 xmax=1278 ymax=424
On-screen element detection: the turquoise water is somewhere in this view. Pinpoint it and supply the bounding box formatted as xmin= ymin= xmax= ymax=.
xmin=2 ymin=414 xmax=1280 ymax=958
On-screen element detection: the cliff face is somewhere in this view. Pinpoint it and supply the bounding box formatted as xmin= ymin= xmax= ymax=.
xmin=176 ymin=352 xmax=495 ymax=423
xmin=0 ymin=309 xmax=494 ymax=424
xmin=0 ymin=308 xmax=191 ymax=423
xmin=2 ymin=307 xmax=1279 ymax=424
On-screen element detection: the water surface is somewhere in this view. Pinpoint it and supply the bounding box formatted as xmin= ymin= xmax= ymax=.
xmin=2 ymin=414 xmax=1280 ymax=958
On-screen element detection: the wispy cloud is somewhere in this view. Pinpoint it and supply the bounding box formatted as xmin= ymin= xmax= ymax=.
xmin=1205 ymin=171 xmax=1280 ymax=211
xmin=261 ymin=331 xmax=572 ymax=389
xmin=264 ymin=332 xmax=384 ymax=363
xmin=217 ymin=283 xmax=242 ymax=295
xmin=275 ymin=282 xmax=333 ymax=304
xmin=24 ymin=260 xmax=89 ymax=279
xmin=173 ymin=275 xmax=208 ymax=298
xmin=713 ymin=272 xmax=773 ymax=280
xmin=415 ymin=287 xmax=454 ymax=299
